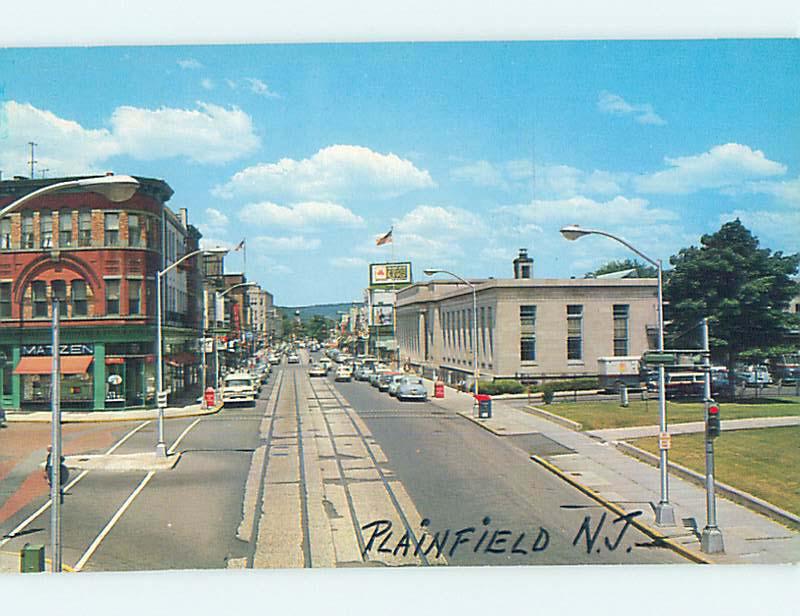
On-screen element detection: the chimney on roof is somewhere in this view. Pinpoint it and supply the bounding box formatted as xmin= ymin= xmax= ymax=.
xmin=179 ymin=207 xmax=188 ymax=228
xmin=513 ymin=248 xmax=533 ymax=279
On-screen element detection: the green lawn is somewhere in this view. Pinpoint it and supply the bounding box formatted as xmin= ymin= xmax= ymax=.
xmin=631 ymin=427 xmax=800 ymax=518
xmin=539 ymin=397 xmax=800 ymax=431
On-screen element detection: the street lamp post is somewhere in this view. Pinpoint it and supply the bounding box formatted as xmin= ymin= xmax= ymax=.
xmin=0 ymin=174 xmax=140 ymax=572
xmin=155 ymin=247 xmax=228 ymax=457
xmin=423 ymin=269 xmax=479 ymax=396
xmin=213 ymin=282 xmax=258 ymax=390
xmin=560 ymin=225 xmax=675 ymax=526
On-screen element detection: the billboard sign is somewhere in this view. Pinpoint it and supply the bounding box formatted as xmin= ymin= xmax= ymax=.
xmin=369 ymin=262 xmax=412 ymax=287
xmin=372 ymin=305 xmax=393 ymax=327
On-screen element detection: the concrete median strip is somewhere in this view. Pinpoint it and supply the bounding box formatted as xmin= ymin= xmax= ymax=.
xmin=62 ymin=451 xmax=180 ymax=472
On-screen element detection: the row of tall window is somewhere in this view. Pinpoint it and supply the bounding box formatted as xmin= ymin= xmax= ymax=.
xmin=517 ymin=304 xmax=630 ymax=362
xmin=441 ymin=305 xmax=494 ymax=360
xmin=0 ymin=279 xmax=153 ymax=319
xmin=0 ymin=211 xmax=158 ymax=250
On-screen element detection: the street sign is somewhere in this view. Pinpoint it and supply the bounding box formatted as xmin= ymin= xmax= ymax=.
xmin=658 ymin=431 xmax=672 ymax=450
xmin=157 ymin=390 xmax=168 ymax=408
xmin=643 ymin=351 xmax=676 ymax=365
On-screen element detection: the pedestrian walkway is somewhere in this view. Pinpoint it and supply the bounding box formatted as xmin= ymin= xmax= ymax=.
xmin=422 ymin=379 xmax=799 ymax=564
xmin=587 ymin=415 xmax=800 ymax=441
xmin=5 ymin=401 xmax=222 ymax=424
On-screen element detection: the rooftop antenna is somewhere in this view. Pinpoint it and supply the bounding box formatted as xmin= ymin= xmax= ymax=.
xmin=28 ymin=142 xmax=38 ymax=179
xmin=40 ymin=168 xmax=50 ymax=179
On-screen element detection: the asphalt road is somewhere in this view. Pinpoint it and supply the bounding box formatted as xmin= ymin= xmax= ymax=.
xmin=325 ymin=368 xmax=685 ymax=565
xmin=1 ymin=358 xmax=685 ymax=571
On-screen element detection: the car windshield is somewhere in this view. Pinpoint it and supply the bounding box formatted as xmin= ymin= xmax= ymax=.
xmin=404 ymin=378 xmax=423 ymax=385
xmin=225 ymin=379 xmax=252 ymax=387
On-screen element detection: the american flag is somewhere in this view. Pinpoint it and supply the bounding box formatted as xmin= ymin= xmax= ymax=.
xmin=375 ymin=228 xmax=392 ymax=246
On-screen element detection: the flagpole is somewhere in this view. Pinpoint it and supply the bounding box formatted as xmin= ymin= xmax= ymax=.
xmin=243 ymin=239 xmax=247 ymax=279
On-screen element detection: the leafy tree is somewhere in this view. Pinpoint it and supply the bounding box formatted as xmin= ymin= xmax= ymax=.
xmin=585 ymin=258 xmax=658 ymax=278
xmin=665 ymin=219 xmax=800 ymax=388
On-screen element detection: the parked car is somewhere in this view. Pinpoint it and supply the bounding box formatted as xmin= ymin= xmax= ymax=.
xmin=649 ymin=371 xmax=704 ymax=398
xmin=335 ymin=366 xmax=353 ymax=382
xmin=378 ymin=371 xmax=401 ymax=392
xmin=735 ymin=364 xmax=773 ymax=387
xmin=221 ymin=372 xmax=257 ymax=406
xmin=387 ymin=374 xmax=406 ymax=396
xmin=354 ymin=366 xmax=372 ymax=381
xmin=397 ymin=376 xmax=428 ymax=401
xmin=309 ymin=363 xmax=327 ymax=377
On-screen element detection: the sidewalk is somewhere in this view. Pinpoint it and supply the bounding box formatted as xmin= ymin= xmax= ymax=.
xmin=423 ymin=380 xmax=800 ymax=564
xmin=587 ymin=415 xmax=800 ymax=441
xmin=5 ymin=401 xmax=223 ymax=424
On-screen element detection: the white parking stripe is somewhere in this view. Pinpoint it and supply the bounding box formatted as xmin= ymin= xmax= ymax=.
xmin=0 ymin=420 xmax=151 ymax=547
xmin=168 ymin=417 xmax=202 ymax=455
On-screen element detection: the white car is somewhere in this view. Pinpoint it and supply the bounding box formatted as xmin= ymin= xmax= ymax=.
xmin=387 ymin=374 xmax=406 ymax=396
xmin=335 ymin=366 xmax=353 ymax=382
xmin=221 ymin=372 xmax=257 ymax=406
xmin=287 ymin=353 xmax=300 ymax=364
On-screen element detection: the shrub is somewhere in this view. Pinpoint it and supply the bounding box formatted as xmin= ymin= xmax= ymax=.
xmin=528 ymin=378 xmax=599 ymax=394
xmin=478 ymin=379 xmax=525 ymax=395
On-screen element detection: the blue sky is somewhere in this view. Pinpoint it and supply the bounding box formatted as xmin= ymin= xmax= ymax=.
xmin=1 ymin=40 xmax=798 ymax=305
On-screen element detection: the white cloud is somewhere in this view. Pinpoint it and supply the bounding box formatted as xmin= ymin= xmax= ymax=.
xmin=394 ymin=205 xmax=485 ymax=237
xmin=634 ymin=143 xmax=786 ymax=194
xmin=742 ymin=176 xmax=800 ymax=207
xmin=251 ymin=235 xmax=321 ymax=252
xmin=0 ymin=101 xmax=120 ymax=176
xmin=331 ymin=256 xmax=367 ymax=268
xmin=111 ymin=102 xmax=260 ymax=164
xmin=598 ymin=91 xmax=666 ymax=126
xmin=506 ymin=195 xmax=677 ymax=227
xmin=245 ymin=78 xmax=280 ymax=98
xmin=200 ymin=78 xmax=214 ymax=90
xmin=450 ymin=158 xmax=625 ymax=198
xmin=0 ymin=100 xmax=259 ymax=176
xmin=239 ymin=201 xmax=364 ymax=229
xmin=213 ymin=144 xmax=435 ymax=200
xmin=719 ymin=209 xmax=800 ymax=247
xmin=177 ymin=58 xmax=203 ymax=70
xmin=197 ymin=207 xmax=230 ymax=238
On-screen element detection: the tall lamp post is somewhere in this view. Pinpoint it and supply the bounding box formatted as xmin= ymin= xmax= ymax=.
xmin=214 ymin=282 xmax=257 ymax=389
xmin=423 ymin=269 xmax=479 ymax=396
xmin=155 ymin=246 xmax=228 ymax=457
xmin=0 ymin=174 xmax=140 ymax=572
xmin=560 ymin=225 xmax=675 ymax=526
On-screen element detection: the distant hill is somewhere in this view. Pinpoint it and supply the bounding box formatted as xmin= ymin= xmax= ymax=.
xmin=278 ymin=303 xmax=364 ymax=321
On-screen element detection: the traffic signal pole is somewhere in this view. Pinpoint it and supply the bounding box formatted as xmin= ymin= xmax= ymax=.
xmin=700 ymin=317 xmax=724 ymax=554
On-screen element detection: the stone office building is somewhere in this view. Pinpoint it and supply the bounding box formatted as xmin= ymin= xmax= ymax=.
xmin=0 ymin=175 xmax=202 ymax=411
xmin=395 ymin=250 xmax=659 ymax=386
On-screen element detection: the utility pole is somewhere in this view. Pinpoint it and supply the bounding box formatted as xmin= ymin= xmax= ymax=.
xmin=28 ymin=142 xmax=38 ymax=179
xmin=50 ymin=298 xmax=62 ymax=572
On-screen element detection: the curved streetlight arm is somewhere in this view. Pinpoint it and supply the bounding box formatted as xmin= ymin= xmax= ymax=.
xmin=218 ymin=281 xmax=257 ymax=297
xmin=158 ymin=248 xmax=207 ymax=280
xmin=561 ymin=226 xmax=658 ymax=268
xmin=0 ymin=175 xmax=140 ymax=219
xmin=425 ymin=269 xmax=476 ymax=290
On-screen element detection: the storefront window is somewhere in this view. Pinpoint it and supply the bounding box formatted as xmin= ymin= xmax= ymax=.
xmin=22 ymin=373 xmax=92 ymax=406
xmin=72 ymin=280 xmax=88 ymax=316
xmin=32 ymin=281 xmax=48 ymax=317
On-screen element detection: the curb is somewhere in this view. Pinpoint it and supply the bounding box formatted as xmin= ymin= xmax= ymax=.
xmin=525 ymin=405 xmax=583 ymax=431
xmin=1 ymin=550 xmax=76 ymax=574
xmin=530 ymin=455 xmax=711 ymax=564
xmin=456 ymin=410 xmax=506 ymax=436
xmin=615 ymin=441 xmax=800 ymax=530
xmin=6 ymin=402 xmax=224 ymax=424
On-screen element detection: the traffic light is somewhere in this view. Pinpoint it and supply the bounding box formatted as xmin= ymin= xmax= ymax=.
xmin=706 ymin=400 xmax=721 ymax=439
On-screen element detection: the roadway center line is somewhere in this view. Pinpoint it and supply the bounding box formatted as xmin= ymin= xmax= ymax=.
xmin=168 ymin=417 xmax=203 ymax=455
xmin=0 ymin=420 xmax=151 ymax=547
xmin=72 ymin=471 xmax=156 ymax=572
xmin=72 ymin=417 xmax=205 ymax=571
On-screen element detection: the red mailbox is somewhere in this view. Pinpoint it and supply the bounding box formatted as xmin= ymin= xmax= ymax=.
xmin=434 ymin=381 xmax=445 ymax=398
xmin=204 ymin=387 xmax=216 ymax=408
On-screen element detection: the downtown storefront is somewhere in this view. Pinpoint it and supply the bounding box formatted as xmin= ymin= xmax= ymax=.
xmin=0 ymin=324 xmax=200 ymax=412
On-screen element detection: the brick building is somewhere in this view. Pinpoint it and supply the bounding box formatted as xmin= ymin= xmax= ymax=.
xmin=0 ymin=175 xmax=203 ymax=411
